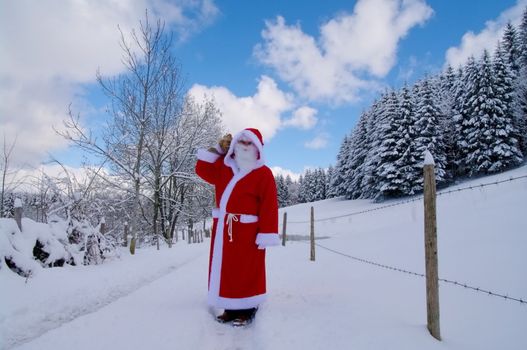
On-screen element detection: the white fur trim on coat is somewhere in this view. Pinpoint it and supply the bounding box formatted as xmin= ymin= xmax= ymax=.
xmin=197 ymin=149 xmax=220 ymax=163
xmin=255 ymin=233 xmax=280 ymax=248
xmin=213 ymin=293 xmax=266 ymax=310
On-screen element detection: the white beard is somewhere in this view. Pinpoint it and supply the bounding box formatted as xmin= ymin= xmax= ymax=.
xmin=234 ymin=143 xmax=258 ymax=172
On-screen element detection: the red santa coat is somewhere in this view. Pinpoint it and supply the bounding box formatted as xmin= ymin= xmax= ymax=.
xmin=195 ymin=129 xmax=280 ymax=310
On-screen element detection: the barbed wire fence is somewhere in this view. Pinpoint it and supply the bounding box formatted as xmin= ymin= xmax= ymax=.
xmin=312 ymin=242 xmax=526 ymax=305
xmin=288 ymin=174 xmax=527 ymax=224
xmin=284 ymin=173 xmax=527 ymax=306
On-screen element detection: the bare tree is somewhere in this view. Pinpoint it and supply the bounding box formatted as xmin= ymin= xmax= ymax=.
xmin=57 ymin=13 xmax=222 ymax=252
xmin=1 ymin=135 xmax=26 ymax=217
xmin=141 ymin=46 xmax=186 ymax=249
xmin=160 ymin=97 xmax=222 ymax=246
xmin=57 ymin=13 xmax=182 ymax=252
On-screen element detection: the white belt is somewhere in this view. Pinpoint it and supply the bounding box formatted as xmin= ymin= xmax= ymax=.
xmin=212 ymin=208 xmax=258 ymax=242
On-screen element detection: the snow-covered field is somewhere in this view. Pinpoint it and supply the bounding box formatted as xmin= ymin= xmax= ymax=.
xmin=1 ymin=165 xmax=526 ymax=350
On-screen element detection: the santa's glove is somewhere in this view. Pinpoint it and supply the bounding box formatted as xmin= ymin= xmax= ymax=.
xmin=208 ymin=134 xmax=232 ymax=155
xmin=218 ymin=133 xmax=232 ymax=153
xmin=207 ymin=146 xmax=222 ymax=155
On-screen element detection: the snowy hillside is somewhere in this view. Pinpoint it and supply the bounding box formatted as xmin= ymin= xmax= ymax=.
xmin=1 ymin=165 xmax=526 ymax=350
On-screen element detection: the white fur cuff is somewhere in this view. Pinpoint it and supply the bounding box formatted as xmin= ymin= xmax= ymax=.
xmin=197 ymin=149 xmax=220 ymax=163
xmin=255 ymin=233 xmax=280 ymax=248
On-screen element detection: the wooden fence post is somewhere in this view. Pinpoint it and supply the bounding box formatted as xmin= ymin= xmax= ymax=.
xmin=310 ymin=206 xmax=315 ymax=261
xmin=282 ymin=212 xmax=287 ymax=246
xmin=423 ymin=151 xmax=441 ymax=341
xmin=14 ymin=198 xmax=23 ymax=231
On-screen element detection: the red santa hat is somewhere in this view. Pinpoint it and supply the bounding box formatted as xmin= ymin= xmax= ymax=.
xmin=244 ymin=128 xmax=264 ymax=147
xmin=224 ymin=128 xmax=266 ymax=172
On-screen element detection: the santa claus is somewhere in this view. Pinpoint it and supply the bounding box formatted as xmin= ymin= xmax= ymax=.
xmin=195 ymin=128 xmax=280 ymax=326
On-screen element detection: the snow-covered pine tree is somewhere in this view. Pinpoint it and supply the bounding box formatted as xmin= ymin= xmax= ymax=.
xmin=301 ymin=170 xmax=312 ymax=203
xmin=414 ymin=78 xmax=448 ymax=187
xmin=502 ymin=20 xmax=527 ymax=157
xmin=305 ymin=169 xmax=317 ymax=203
xmin=453 ymin=56 xmax=479 ymax=176
xmin=502 ymin=22 xmax=521 ymax=74
xmin=449 ymin=65 xmax=466 ymax=176
xmin=275 ymin=174 xmax=290 ymax=208
xmin=305 ymin=169 xmax=318 ymax=202
xmin=314 ymin=168 xmax=327 ymax=201
xmin=275 ymin=174 xmax=284 ymax=206
xmin=297 ymin=175 xmax=306 ymax=203
xmin=338 ymin=133 xmax=356 ymax=199
xmin=285 ymin=175 xmax=298 ymax=205
xmin=326 ymin=166 xmax=335 ymax=198
xmin=438 ymin=65 xmax=460 ymax=179
xmin=360 ymin=95 xmax=390 ymax=199
xmin=461 ymin=50 xmax=511 ymax=175
xmin=331 ymin=134 xmax=352 ymax=197
xmin=488 ymin=42 xmax=524 ymax=172
xmin=344 ymin=110 xmax=370 ymax=199
xmin=311 ymin=169 xmax=320 ymax=201
xmin=394 ymin=84 xmax=421 ymax=195
xmin=438 ymin=65 xmax=457 ymax=116
xmin=375 ymin=90 xmax=407 ymax=199
xmin=516 ymin=7 xmax=527 ymax=153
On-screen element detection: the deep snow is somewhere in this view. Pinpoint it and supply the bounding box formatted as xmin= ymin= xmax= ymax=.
xmin=1 ymin=165 xmax=526 ymax=350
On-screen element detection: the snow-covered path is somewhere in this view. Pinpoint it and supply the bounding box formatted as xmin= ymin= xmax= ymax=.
xmin=8 ymin=240 xmax=526 ymax=350
xmin=2 ymin=245 xmax=206 ymax=349
xmin=8 ymin=242 xmax=435 ymax=350
xmin=9 ymin=245 xmax=214 ymax=350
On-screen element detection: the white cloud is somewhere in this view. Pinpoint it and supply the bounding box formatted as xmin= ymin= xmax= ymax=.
xmin=283 ymin=106 xmax=318 ymax=130
xmin=0 ymin=0 xmax=219 ymax=166
xmin=189 ymin=75 xmax=295 ymax=140
xmin=270 ymin=166 xmax=301 ymax=182
xmin=189 ymin=76 xmax=321 ymax=140
xmin=304 ymin=133 xmax=330 ymax=150
xmin=445 ymin=0 xmax=527 ymax=68
xmin=254 ymin=0 xmax=433 ymax=103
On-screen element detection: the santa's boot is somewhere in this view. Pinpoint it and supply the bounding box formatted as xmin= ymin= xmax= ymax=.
xmin=216 ymin=310 xmax=238 ymax=323
xmin=232 ymin=308 xmax=258 ymax=327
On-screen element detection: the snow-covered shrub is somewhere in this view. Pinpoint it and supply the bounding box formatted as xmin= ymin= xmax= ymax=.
xmin=0 ymin=217 xmax=75 ymax=277
xmin=62 ymin=216 xmax=118 ymax=265
xmin=0 ymin=214 xmax=120 ymax=278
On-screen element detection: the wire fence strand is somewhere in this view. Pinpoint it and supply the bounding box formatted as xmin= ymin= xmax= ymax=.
xmin=313 ymin=242 xmax=526 ymax=305
xmin=288 ymin=174 xmax=527 ymax=224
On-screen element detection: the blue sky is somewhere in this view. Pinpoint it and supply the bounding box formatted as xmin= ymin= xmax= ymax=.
xmin=1 ymin=0 xmax=525 ymax=179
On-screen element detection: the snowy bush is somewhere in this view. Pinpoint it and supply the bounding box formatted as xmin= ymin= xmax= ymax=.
xmin=0 ymin=215 xmax=118 ymax=278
